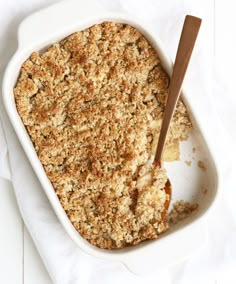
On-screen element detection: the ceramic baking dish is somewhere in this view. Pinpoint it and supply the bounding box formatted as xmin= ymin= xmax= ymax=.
xmin=2 ymin=0 xmax=220 ymax=274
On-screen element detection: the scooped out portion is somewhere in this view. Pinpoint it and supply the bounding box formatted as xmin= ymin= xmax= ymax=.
xmin=14 ymin=22 xmax=192 ymax=249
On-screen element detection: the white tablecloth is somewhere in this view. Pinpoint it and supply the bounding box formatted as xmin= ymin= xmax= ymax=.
xmin=0 ymin=1 xmax=236 ymax=283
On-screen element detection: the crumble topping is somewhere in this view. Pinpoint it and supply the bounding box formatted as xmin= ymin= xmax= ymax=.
xmin=167 ymin=200 xmax=198 ymax=225
xmin=14 ymin=22 xmax=192 ymax=249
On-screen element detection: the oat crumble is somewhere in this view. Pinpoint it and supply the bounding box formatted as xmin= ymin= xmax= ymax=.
xmin=14 ymin=22 xmax=192 ymax=249
xmin=167 ymin=200 xmax=198 ymax=225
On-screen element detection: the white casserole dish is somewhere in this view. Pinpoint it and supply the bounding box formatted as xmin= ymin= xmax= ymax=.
xmin=2 ymin=0 xmax=220 ymax=274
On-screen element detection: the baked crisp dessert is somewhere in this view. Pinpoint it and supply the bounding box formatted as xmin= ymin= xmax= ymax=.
xmin=14 ymin=22 xmax=192 ymax=249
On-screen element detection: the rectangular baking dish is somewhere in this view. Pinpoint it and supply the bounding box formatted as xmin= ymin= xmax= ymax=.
xmin=2 ymin=0 xmax=220 ymax=275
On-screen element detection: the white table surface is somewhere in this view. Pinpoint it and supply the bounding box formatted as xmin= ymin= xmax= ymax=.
xmin=0 ymin=0 xmax=235 ymax=283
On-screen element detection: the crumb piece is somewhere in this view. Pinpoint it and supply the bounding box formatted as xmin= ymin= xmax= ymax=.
xmin=184 ymin=160 xmax=192 ymax=166
xmin=167 ymin=200 xmax=198 ymax=225
xmin=202 ymin=188 xmax=208 ymax=195
xmin=198 ymin=160 xmax=206 ymax=171
xmin=192 ymin=147 xmax=196 ymax=153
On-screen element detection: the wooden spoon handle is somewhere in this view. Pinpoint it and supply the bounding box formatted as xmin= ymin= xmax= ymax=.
xmin=154 ymin=15 xmax=202 ymax=163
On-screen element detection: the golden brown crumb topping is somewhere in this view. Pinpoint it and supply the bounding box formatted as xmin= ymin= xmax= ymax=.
xmin=167 ymin=200 xmax=198 ymax=225
xmin=14 ymin=22 xmax=191 ymax=249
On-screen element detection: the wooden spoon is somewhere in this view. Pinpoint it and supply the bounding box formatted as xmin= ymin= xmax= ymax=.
xmin=154 ymin=15 xmax=202 ymax=219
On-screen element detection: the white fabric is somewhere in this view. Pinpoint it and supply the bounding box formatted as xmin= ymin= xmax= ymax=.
xmin=0 ymin=0 xmax=236 ymax=283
